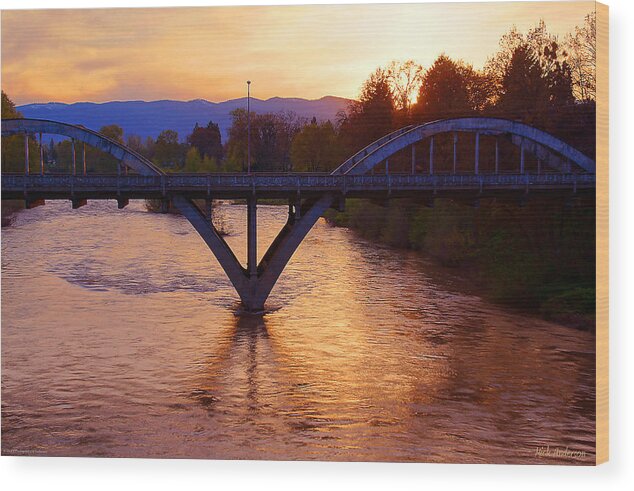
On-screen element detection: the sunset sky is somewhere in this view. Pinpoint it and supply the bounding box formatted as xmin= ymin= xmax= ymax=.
xmin=2 ymin=1 xmax=594 ymax=105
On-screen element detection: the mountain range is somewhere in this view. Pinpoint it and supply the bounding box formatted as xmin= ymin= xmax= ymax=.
xmin=16 ymin=96 xmax=351 ymax=142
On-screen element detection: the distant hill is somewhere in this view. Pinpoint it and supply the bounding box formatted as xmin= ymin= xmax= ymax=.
xmin=16 ymin=96 xmax=351 ymax=141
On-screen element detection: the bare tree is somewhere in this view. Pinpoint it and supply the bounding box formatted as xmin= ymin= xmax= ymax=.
xmin=565 ymin=11 xmax=596 ymax=101
xmin=485 ymin=20 xmax=566 ymax=103
xmin=386 ymin=60 xmax=424 ymax=115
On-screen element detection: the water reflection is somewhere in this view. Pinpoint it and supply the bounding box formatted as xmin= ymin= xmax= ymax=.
xmin=1 ymin=200 xmax=595 ymax=463
xmin=191 ymin=315 xmax=270 ymax=413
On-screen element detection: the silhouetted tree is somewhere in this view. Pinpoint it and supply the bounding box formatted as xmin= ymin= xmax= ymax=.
xmin=495 ymin=41 xmax=574 ymax=130
xmin=486 ymin=20 xmax=574 ymax=106
xmin=386 ymin=60 xmax=424 ymax=118
xmin=1 ymin=91 xmax=21 ymax=118
xmin=225 ymin=109 xmax=304 ymax=172
xmin=187 ymin=121 xmax=223 ymax=162
xmin=412 ymin=54 xmax=488 ymax=122
xmin=565 ymin=11 xmax=596 ymax=101
xmin=339 ymin=68 xmax=395 ymax=155
xmin=497 ymin=44 xmax=546 ymax=123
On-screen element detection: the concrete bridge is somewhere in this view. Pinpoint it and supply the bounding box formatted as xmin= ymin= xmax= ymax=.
xmin=1 ymin=117 xmax=596 ymax=312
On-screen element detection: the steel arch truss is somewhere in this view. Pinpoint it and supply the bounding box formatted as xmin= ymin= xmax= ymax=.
xmin=3 ymin=118 xmax=164 ymax=176
xmin=331 ymin=118 xmax=595 ymax=176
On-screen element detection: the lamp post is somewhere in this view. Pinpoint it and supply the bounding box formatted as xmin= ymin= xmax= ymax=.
xmin=247 ymin=80 xmax=251 ymax=174
xmin=245 ymin=80 xmax=256 ymax=280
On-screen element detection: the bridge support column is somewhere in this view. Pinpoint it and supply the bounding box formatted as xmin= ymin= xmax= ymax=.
xmin=474 ymin=132 xmax=480 ymax=175
xmin=429 ymin=136 xmax=434 ymax=175
xmin=72 ymin=198 xmax=87 ymax=209
xmin=172 ymin=193 xmax=333 ymax=313
xmin=250 ymin=194 xmax=334 ymax=311
xmin=288 ymin=201 xmax=295 ymax=223
xmin=453 ymin=132 xmax=458 ymax=174
xmin=24 ymin=134 xmax=29 ymax=175
xmin=39 ymin=132 xmax=44 ymax=175
xmin=25 ymin=198 xmax=45 ymax=209
xmin=72 ymin=139 xmax=76 ymax=175
xmin=247 ymin=196 xmax=257 ymax=278
xmin=337 ymin=195 xmax=346 ymax=212
xmin=288 ymin=198 xmax=303 ymax=223
xmin=205 ymin=198 xmax=212 ymax=221
xmin=294 ymin=196 xmax=301 ymax=219
xmin=171 ymin=194 xmax=251 ymax=306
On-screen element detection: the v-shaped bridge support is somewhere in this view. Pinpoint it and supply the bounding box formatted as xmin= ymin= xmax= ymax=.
xmin=172 ymin=193 xmax=333 ymax=312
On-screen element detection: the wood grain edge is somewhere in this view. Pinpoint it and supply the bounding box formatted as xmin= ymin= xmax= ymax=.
xmin=595 ymin=0 xmax=609 ymax=466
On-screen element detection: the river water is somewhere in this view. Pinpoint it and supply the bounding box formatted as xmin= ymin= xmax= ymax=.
xmin=1 ymin=200 xmax=595 ymax=463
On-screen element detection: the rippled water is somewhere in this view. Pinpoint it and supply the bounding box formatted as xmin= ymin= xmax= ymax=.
xmin=1 ymin=200 xmax=595 ymax=463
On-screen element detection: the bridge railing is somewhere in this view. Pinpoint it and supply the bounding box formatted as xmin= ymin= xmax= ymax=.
xmin=2 ymin=172 xmax=596 ymax=194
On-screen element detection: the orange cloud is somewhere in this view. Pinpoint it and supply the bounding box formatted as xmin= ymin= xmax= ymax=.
xmin=2 ymin=2 xmax=594 ymax=104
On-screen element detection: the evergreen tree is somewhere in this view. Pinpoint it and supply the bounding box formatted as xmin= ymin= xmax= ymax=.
xmin=187 ymin=121 xmax=223 ymax=162
xmin=412 ymin=54 xmax=485 ymax=122
xmin=1 ymin=91 xmax=22 ymax=118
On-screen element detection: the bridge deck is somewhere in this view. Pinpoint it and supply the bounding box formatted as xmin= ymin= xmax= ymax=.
xmin=2 ymin=173 xmax=595 ymax=201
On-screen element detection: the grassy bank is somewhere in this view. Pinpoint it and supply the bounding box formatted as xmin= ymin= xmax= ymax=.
xmin=325 ymin=196 xmax=596 ymax=330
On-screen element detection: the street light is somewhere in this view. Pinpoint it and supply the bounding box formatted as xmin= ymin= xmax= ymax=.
xmin=247 ymin=80 xmax=251 ymax=174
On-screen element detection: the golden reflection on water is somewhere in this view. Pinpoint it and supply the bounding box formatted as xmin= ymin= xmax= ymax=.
xmin=1 ymin=200 xmax=595 ymax=463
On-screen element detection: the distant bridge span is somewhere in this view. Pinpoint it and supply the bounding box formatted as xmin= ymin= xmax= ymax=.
xmin=1 ymin=117 xmax=595 ymax=311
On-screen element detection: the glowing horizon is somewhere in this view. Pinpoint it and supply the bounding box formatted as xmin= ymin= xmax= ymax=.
xmin=2 ymin=2 xmax=593 ymax=106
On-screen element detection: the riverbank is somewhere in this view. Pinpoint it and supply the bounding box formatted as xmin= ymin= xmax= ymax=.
xmin=325 ymin=197 xmax=596 ymax=331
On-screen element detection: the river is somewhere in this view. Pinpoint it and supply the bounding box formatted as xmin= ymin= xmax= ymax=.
xmin=1 ymin=200 xmax=595 ymax=463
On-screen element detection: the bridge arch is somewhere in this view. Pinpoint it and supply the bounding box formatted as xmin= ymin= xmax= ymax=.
xmin=331 ymin=118 xmax=595 ymax=176
xmin=2 ymin=118 xmax=164 ymax=176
